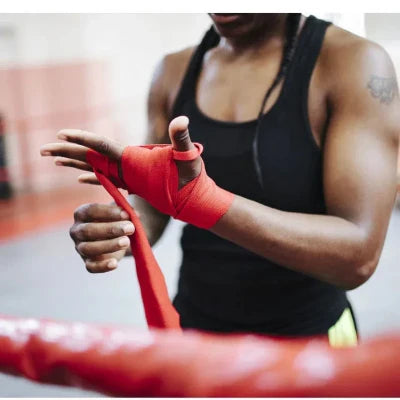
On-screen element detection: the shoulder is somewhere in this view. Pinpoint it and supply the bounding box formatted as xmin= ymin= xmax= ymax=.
xmin=320 ymin=24 xmax=399 ymax=139
xmin=149 ymin=46 xmax=196 ymax=114
xmin=321 ymin=25 xmax=397 ymax=94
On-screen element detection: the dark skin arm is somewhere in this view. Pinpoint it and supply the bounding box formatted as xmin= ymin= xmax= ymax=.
xmin=52 ymin=50 xmax=193 ymax=272
xmin=130 ymin=55 xmax=173 ymax=246
xmin=211 ymin=42 xmax=399 ymax=290
xmin=128 ymin=48 xmax=196 ymax=245
xmin=41 ymin=42 xmax=398 ymax=289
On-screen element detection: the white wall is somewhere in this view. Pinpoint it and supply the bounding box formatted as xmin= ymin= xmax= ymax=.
xmin=1 ymin=13 xmax=399 ymax=146
xmin=0 ymin=14 xmax=87 ymax=65
xmin=365 ymin=13 xmax=400 ymax=79
xmin=315 ymin=13 xmax=366 ymax=36
xmin=0 ymin=13 xmax=210 ymax=144
xmin=79 ymin=13 xmax=209 ymax=142
xmin=0 ymin=13 xmax=399 ymax=192
xmin=0 ymin=14 xmax=210 ymax=191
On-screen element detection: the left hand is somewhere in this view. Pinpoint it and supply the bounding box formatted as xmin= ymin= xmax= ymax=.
xmin=40 ymin=128 xmax=124 ymax=185
xmin=40 ymin=116 xmax=201 ymax=190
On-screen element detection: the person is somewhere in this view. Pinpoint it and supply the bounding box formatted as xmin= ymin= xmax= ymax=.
xmin=41 ymin=14 xmax=400 ymax=345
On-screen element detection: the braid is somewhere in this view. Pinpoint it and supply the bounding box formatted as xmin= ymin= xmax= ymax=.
xmin=253 ymin=13 xmax=302 ymax=190
xmin=257 ymin=13 xmax=302 ymax=120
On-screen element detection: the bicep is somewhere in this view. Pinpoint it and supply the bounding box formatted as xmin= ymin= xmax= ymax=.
xmin=324 ymin=114 xmax=397 ymax=233
xmin=146 ymin=56 xmax=172 ymax=145
xmin=323 ymin=49 xmax=399 ymax=255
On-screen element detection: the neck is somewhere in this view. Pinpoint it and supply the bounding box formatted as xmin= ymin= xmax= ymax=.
xmin=220 ymin=14 xmax=289 ymax=56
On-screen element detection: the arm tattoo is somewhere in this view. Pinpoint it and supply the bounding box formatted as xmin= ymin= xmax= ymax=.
xmin=367 ymin=75 xmax=399 ymax=105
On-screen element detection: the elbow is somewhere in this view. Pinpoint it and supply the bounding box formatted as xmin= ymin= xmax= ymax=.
xmin=343 ymin=252 xmax=379 ymax=290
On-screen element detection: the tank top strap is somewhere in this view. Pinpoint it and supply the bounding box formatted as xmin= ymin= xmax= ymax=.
xmin=171 ymin=25 xmax=220 ymax=119
xmin=283 ymin=15 xmax=331 ymax=96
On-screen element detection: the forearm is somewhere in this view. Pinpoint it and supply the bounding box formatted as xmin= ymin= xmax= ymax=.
xmin=121 ymin=196 xmax=169 ymax=258
xmin=130 ymin=195 xmax=170 ymax=247
xmin=211 ymin=195 xmax=374 ymax=290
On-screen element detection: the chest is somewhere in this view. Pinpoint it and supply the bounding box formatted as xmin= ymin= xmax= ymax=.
xmin=196 ymin=50 xmax=328 ymax=147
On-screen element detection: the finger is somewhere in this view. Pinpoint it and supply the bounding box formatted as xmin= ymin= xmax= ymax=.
xmin=76 ymin=236 xmax=131 ymax=258
xmin=70 ymin=221 xmax=135 ymax=242
xmin=168 ymin=115 xmax=195 ymax=152
xmin=90 ymin=251 xmax=125 ymax=262
xmin=78 ymin=172 xmax=101 ymax=185
xmin=57 ymin=129 xmax=124 ymax=160
xmin=85 ymin=257 xmax=118 ymax=273
xmin=73 ymin=203 xmax=130 ymax=223
xmin=54 ymin=157 xmax=93 ymax=172
xmin=40 ymin=142 xmax=88 ymax=162
xmin=168 ymin=115 xmax=201 ymax=189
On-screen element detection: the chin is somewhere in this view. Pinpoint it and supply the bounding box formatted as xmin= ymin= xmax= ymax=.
xmin=208 ymin=13 xmax=255 ymax=38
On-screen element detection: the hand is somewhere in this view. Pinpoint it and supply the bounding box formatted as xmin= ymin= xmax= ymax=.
xmin=39 ymin=116 xmax=201 ymax=190
xmin=69 ymin=203 xmax=135 ymax=273
xmin=41 ymin=116 xmax=232 ymax=229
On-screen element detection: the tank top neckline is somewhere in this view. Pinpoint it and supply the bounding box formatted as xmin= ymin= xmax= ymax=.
xmin=190 ymin=15 xmax=316 ymax=128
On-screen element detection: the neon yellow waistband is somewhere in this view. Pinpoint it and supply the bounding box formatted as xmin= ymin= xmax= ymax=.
xmin=328 ymin=307 xmax=358 ymax=348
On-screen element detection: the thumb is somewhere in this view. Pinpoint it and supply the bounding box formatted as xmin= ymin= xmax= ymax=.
xmin=168 ymin=116 xmax=201 ymax=189
xmin=169 ymin=116 xmax=195 ymax=152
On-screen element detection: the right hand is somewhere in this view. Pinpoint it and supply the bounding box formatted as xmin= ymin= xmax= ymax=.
xmin=70 ymin=203 xmax=135 ymax=273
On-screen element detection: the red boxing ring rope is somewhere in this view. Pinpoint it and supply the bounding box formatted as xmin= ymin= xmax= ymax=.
xmin=3 ymin=142 xmax=396 ymax=395
xmin=0 ymin=315 xmax=399 ymax=397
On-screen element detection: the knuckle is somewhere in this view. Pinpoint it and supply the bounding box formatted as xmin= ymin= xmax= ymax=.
xmin=107 ymin=224 xmax=121 ymax=237
xmin=85 ymin=263 xmax=96 ymax=274
xmin=76 ymin=223 xmax=92 ymax=241
xmin=74 ymin=203 xmax=90 ymax=221
xmin=85 ymin=260 xmax=109 ymax=274
xmin=86 ymin=203 xmax=101 ymax=218
xmin=77 ymin=203 xmax=101 ymax=221
xmin=175 ymin=129 xmax=190 ymax=144
xmin=76 ymin=242 xmax=91 ymax=257
xmin=98 ymin=138 xmax=110 ymax=154
xmin=69 ymin=224 xmax=79 ymax=241
xmin=73 ymin=209 xmax=82 ymax=222
xmin=85 ymin=258 xmax=98 ymax=273
xmin=74 ymin=243 xmax=83 ymax=257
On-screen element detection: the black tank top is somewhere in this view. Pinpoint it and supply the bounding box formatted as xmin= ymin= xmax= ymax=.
xmin=171 ymin=15 xmax=349 ymax=336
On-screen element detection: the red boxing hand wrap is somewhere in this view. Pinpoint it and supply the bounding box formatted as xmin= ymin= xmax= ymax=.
xmin=87 ymin=143 xmax=234 ymax=229
xmin=90 ymin=168 xmax=181 ymax=331
xmin=85 ymin=143 xmax=233 ymax=331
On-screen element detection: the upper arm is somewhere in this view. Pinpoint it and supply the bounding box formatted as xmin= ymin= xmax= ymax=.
xmin=323 ymin=39 xmax=400 ymax=267
xmin=146 ymin=47 xmax=195 ymax=144
xmin=135 ymin=47 xmax=195 ymax=240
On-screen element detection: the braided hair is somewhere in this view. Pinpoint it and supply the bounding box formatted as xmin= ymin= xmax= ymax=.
xmin=257 ymin=13 xmax=302 ymax=119
xmin=253 ymin=13 xmax=302 ymax=188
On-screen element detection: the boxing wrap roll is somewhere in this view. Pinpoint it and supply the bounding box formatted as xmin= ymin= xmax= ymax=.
xmin=85 ymin=143 xmax=233 ymax=331
xmin=0 ymin=315 xmax=399 ymax=397
xmin=92 ymin=169 xmax=181 ymax=331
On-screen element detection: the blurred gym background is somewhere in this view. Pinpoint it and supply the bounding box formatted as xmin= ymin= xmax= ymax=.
xmin=0 ymin=13 xmax=399 ymax=396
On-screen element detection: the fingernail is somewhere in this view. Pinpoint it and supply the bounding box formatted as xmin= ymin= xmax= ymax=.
xmin=118 ymin=237 xmax=130 ymax=247
xmin=122 ymin=223 xmax=134 ymax=234
xmin=120 ymin=211 xmax=129 ymax=220
xmin=55 ymin=160 xmax=62 ymax=166
xmin=107 ymin=259 xmax=117 ymax=269
xmin=41 ymin=151 xmax=51 ymax=156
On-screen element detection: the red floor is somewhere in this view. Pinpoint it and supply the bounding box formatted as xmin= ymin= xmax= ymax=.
xmin=0 ymin=185 xmax=112 ymax=242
